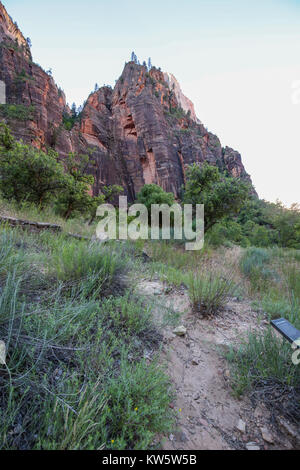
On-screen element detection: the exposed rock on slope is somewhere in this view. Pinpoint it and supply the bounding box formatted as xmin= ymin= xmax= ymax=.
xmin=0 ymin=1 xmax=254 ymax=200
xmin=163 ymin=72 xmax=199 ymax=123
xmin=0 ymin=2 xmax=31 ymax=60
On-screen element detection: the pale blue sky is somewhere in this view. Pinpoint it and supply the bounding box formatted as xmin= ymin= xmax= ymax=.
xmin=6 ymin=0 xmax=300 ymax=206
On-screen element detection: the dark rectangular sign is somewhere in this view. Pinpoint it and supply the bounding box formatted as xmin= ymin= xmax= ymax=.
xmin=271 ymin=318 xmax=300 ymax=345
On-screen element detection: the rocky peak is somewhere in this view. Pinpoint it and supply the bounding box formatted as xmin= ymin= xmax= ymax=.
xmin=0 ymin=3 xmax=255 ymax=200
xmin=0 ymin=2 xmax=31 ymax=60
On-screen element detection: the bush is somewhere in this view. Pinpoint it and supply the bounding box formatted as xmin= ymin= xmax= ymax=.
xmin=240 ymin=247 xmax=275 ymax=291
xmin=137 ymin=184 xmax=176 ymax=225
xmin=260 ymin=293 xmax=294 ymax=320
xmin=48 ymin=239 xmax=127 ymax=296
xmin=187 ymin=268 xmax=236 ymax=316
xmin=207 ymin=220 xmax=249 ymax=247
xmin=183 ymin=163 xmax=251 ymax=231
xmin=14 ymin=69 xmax=35 ymax=83
xmin=0 ymin=125 xmax=117 ymax=220
xmin=62 ymin=112 xmax=77 ymax=131
xmin=249 ymin=224 xmax=271 ymax=247
xmin=0 ymin=104 xmax=35 ymax=121
xmin=137 ymin=184 xmax=175 ymax=212
xmin=0 ymin=125 xmax=67 ymax=205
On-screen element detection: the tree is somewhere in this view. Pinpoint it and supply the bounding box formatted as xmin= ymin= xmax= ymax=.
xmin=131 ymin=51 xmax=138 ymax=63
xmin=0 ymin=124 xmax=123 ymax=221
xmin=101 ymin=185 xmax=124 ymax=204
xmin=249 ymin=225 xmax=271 ymax=247
xmin=87 ymin=184 xmax=124 ymax=225
xmin=137 ymin=184 xmax=175 ymax=210
xmin=0 ymin=123 xmax=14 ymax=149
xmin=148 ymin=57 xmax=152 ymax=70
xmin=271 ymin=202 xmax=300 ymax=248
xmin=55 ymin=152 xmax=97 ymax=220
xmin=94 ymin=83 xmax=99 ymax=92
xmin=0 ymin=125 xmax=66 ymax=205
xmin=26 ymin=37 xmax=32 ymax=48
xmin=183 ymin=162 xmax=251 ymax=231
xmin=137 ymin=184 xmax=175 ymax=224
xmin=71 ymin=102 xmax=77 ymax=118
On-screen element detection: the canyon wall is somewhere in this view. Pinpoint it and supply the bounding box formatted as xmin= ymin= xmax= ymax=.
xmin=0 ymin=1 xmax=254 ymax=201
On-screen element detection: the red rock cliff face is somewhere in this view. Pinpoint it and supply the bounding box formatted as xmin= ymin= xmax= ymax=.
xmin=0 ymin=1 xmax=254 ymax=201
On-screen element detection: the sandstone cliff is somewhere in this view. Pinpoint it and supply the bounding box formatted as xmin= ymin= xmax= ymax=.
xmin=0 ymin=1 xmax=254 ymax=201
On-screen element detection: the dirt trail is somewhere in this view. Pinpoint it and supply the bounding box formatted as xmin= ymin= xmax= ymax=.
xmin=137 ymin=280 xmax=295 ymax=451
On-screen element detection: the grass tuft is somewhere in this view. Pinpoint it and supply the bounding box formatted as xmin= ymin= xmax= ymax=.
xmin=187 ymin=268 xmax=237 ymax=316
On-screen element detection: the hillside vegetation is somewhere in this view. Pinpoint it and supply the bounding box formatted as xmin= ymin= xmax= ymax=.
xmin=0 ymin=123 xmax=299 ymax=449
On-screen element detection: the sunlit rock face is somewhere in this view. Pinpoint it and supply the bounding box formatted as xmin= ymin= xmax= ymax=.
xmin=0 ymin=2 xmax=31 ymax=60
xmin=0 ymin=1 xmax=254 ymax=201
xmin=163 ymin=72 xmax=200 ymax=123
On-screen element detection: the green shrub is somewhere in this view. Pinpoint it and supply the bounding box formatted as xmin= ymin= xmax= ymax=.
xmin=62 ymin=112 xmax=77 ymax=131
xmin=207 ymin=221 xmax=249 ymax=247
xmin=249 ymin=224 xmax=271 ymax=247
xmin=187 ymin=268 xmax=236 ymax=316
xmin=240 ymin=247 xmax=275 ymax=291
xmin=0 ymin=104 xmax=35 ymax=121
xmin=137 ymin=184 xmax=175 ymax=212
xmin=104 ymin=358 xmax=173 ymax=450
xmin=0 ymin=125 xmax=66 ymax=205
xmin=260 ymin=293 xmax=293 ymax=320
xmin=183 ymin=163 xmax=250 ymax=231
xmin=0 ymin=125 xmax=114 ymax=221
xmin=49 ymin=239 xmax=127 ymax=296
xmin=14 ymin=69 xmax=35 ymax=83
xmin=168 ymin=106 xmax=186 ymax=119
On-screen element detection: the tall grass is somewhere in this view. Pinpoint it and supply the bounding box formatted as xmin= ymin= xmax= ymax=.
xmin=0 ymin=227 xmax=27 ymax=282
xmin=0 ymin=226 xmax=174 ymax=449
xmin=187 ymin=268 xmax=237 ymax=316
xmin=50 ymin=240 xmax=121 ymax=280
xmin=227 ymin=326 xmax=300 ymax=424
xmin=284 ymin=264 xmax=300 ymax=304
xmin=230 ymin=245 xmax=300 ymax=425
xmin=0 ymin=196 xmax=95 ymax=237
xmin=149 ymin=240 xmax=205 ymax=272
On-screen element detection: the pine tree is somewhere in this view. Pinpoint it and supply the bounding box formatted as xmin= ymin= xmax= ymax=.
xmin=148 ymin=57 xmax=152 ymax=70
xmin=71 ymin=103 xmax=77 ymax=118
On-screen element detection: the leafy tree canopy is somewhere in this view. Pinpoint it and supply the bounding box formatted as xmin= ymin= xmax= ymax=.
xmin=183 ymin=162 xmax=251 ymax=231
xmin=137 ymin=184 xmax=175 ymax=212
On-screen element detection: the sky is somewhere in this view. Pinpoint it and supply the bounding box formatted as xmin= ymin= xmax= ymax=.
xmin=6 ymin=0 xmax=300 ymax=206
